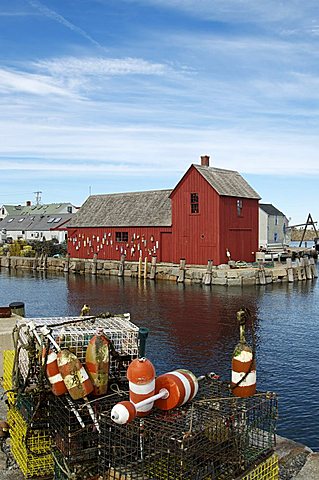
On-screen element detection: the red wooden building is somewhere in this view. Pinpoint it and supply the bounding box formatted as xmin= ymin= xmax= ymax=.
xmin=67 ymin=156 xmax=260 ymax=265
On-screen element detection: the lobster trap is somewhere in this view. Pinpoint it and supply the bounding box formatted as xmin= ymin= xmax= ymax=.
xmin=49 ymin=389 xmax=125 ymax=463
xmin=239 ymin=453 xmax=279 ymax=480
xmin=3 ymin=349 xmax=17 ymax=405
xmin=53 ymin=447 xmax=99 ymax=480
xmin=7 ymin=405 xmax=53 ymax=479
xmin=98 ymin=379 xmax=277 ymax=480
xmin=14 ymin=314 xmax=139 ymax=390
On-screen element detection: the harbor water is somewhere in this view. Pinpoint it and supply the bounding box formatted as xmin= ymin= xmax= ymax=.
xmin=0 ymin=269 xmax=318 ymax=452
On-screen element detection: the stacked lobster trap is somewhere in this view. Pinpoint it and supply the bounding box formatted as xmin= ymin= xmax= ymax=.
xmin=4 ymin=313 xmax=139 ymax=479
xmin=98 ymin=379 xmax=278 ymax=480
xmin=2 ymin=311 xmax=279 ymax=480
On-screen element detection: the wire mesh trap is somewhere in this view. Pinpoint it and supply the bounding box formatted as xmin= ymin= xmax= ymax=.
xmin=15 ymin=314 xmax=139 ymax=388
xmin=98 ymin=379 xmax=277 ymax=480
xmin=49 ymin=388 xmax=126 ymax=463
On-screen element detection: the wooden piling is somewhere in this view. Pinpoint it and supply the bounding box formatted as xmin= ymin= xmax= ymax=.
xmin=258 ymin=264 xmax=266 ymax=285
xmin=304 ymin=257 xmax=313 ymax=280
xmin=149 ymin=256 xmax=157 ymax=280
xmin=177 ymin=258 xmax=186 ymax=283
xmin=286 ymin=258 xmax=294 ymax=283
xmin=92 ymin=253 xmax=97 ymax=275
xmin=118 ymin=254 xmax=125 ymax=277
xmin=203 ymin=260 xmax=213 ymax=285
xmin=63 ymin=253 xmax=70 ymax=273
xmin=309 ymin=257 xmax=318 ymax=278
xmin=138 ymin=256 xmax=143 ymax=278
xmin=144 ymin=257 xmax=148 ymax=280
xmin=32 ymin=253 xmax=39 ymax=271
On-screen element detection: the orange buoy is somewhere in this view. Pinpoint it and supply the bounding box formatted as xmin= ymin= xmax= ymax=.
xmin=231 ymin=308 xmax=256 ymax=398
xmin=57 ymin=349 xmax=94 ymax=400
xmin=42 ymin=348 xmax=68 ymax=396
xmin=111 ymin=400 xmax=137 ymax=425
xmin=154 ymin=369 xmax=198 ymax=410
xmin=85 ymin=328 xmax=111 ymax=396
xmin=127 ymin=358 xmax=156 ymax=417
xmin=111 ymin=368 xmax=199 ymax=424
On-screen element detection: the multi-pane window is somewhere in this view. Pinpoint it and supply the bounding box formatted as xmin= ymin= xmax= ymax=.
xmin=116 ymin=231 xmax=129 ymax=242
xmin=190 ymin=193 xmax=199 ymax=214
xmin=237 ymin=199 xmax=243 ymax=216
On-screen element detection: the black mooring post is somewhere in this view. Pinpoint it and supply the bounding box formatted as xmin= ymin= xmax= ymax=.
xmin=138 ymin=327 xmax=149 ymax=358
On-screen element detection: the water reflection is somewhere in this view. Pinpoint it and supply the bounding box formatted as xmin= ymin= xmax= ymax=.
xmin=0 ymin=269 xmax=318 ymax=451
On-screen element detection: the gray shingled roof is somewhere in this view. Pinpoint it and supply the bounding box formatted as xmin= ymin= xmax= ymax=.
xmin=67 ymin=190 xmax=172 ymax=228
xmin=0 ymin=214 xmax=72 ymax=231
xmin=260 ymin=204 xmax=285 ymax=217
xmin=194 ymin=165 xmax=261 ymax=199
xmin=3 ymin=203 xmax=74 ymax=215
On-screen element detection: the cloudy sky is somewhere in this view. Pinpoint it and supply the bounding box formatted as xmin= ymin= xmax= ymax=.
xmin=1 ymin=0 xmax=319 ymax=225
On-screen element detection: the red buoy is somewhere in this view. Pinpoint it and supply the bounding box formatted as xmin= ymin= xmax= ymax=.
xmin=57 ymin=349 xmax=94 ymax=401
xmin=154 ymin=369 xmax=198 ymax=410
xmin=127 ymin=358 xmax=156 ymax=417
xmin=42 ymin=348 xmax=68 ymax=396
xmin=85 ymin=328 xmax=111 ymax=396
xmin=231 ymin=308 xmax=256 ymax=398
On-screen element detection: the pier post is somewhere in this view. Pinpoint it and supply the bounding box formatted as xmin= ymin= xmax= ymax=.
xmin=32 ymin=253 xmax=38 ymax=271
xmin=309 ymin=257 xmax=318 ymax=278
xmin=177 ymin=258 xmax=186 ymax=283
xmin=143 ymin=257 xmax=148 ymax=280
xmin=63 ymin=253 xmax=70 ymax=273
xmin=149 ymin=256 xmax=157 ymax=280
xmin=138 ymin=256 xmax=143 ymax=278
xmin=92 ymin=253 xmax=97 ymax=275
xmin=286 ymin=258 xmax=294 ymax=283
xmin=203 ymin=259 xmax=213 ymax=285
xmin=304 ymin=257 xmax=313 ymax=280
xmin=118 ymin=254 xmax=125 ymax=277
xmin=258 ymin=264 xmax=266 ymax=285
xmin=43 ymin=254 xmax=48 ymax=270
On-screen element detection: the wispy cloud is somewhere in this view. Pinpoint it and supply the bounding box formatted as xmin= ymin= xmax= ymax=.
xmin=34 ymin=56 xmax=171 ymax=77
xmin=27 ymin=0 xmax=104 ymax=49
xmin=0 ymin=68 xmax=73 ymax=96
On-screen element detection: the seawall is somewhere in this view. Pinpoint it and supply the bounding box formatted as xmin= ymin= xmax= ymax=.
xmin=0 ymin=255 xmax=317 ymax=286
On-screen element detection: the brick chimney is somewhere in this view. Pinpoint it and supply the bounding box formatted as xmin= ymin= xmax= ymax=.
xmin=26 ymin=200 xmax=32 ymax=206
xmin=200 ymin=155 xmax=210 ymax=167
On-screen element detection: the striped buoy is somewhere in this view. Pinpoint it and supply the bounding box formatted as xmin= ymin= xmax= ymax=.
xmin=85 ymin=328 xmax=110 ymax=396
xmin=42 ymin=348 xmax=68 ymax=396
xmin=127 ymin=358 xmax=156 ymax=417
xmin=231 ymin=347 xmax=256 ymax=397
xmin=154 ymin=369 xmax=198 ymax=410
xmin=111 ymin=401 xmax=137 ymax=425
xmin=57 ymin=349 xmax=94 ymax=400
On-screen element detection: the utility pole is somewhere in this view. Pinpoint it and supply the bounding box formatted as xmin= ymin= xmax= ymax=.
xmin=34 ymin=191 xmax=42 ymax=205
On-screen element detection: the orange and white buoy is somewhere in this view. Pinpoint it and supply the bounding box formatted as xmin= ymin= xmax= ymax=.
xmin=85 ymin=328 xmax=111 ymax=396
xmin=231 ymin=309 xmax=256 ymax=398
xmin=127 ymin=358 xmax=156 ymax=417
xmin=42 ymin=349 xmax=68 ymax=396
xmin=56 ymin=349 xmax=94 ymax=401
xmin=111 ymin=368 xmax=199 ymax=424
xmin=154 ymin=369 xmax=198 ymax=410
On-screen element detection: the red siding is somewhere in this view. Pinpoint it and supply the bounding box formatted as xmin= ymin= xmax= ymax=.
xmin=67 ymin=226 xmax=172 ymax=261
xmin=170 ymin=167 xmax=221 ymax=265
xmin=219 ymin=197 xmax=259 ymax=263
xmin=170 ymin=166 xmax=259 ymax=265
xmin=67 ymin=166 xmax=259 ymax=266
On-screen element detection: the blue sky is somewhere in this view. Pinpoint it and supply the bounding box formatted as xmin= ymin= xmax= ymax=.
xmin=1 ymin=0 xmax=319 ymax=225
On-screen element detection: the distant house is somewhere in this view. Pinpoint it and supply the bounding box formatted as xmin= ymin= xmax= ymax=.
xmin=259 ymin=204 xmax=289 ymax=248
xmin=0 ymin=214 xmax=72 ymax=243
xmin=67 ymin=156 xmax=260 ymax=265
xmin=0 ymin=202 xmax=77 ymax=221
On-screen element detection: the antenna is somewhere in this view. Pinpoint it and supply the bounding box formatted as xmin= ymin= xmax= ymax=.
xmin=33 ymin=191 xmax=42 ymax=205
